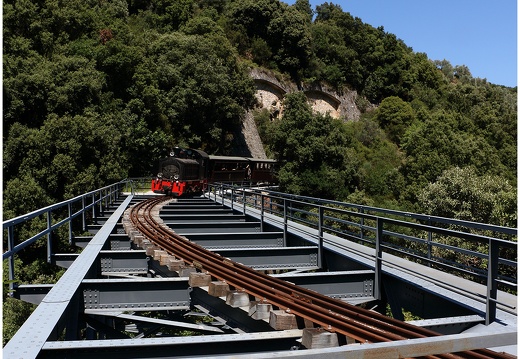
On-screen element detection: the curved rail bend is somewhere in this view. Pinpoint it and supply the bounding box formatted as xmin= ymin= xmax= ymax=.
xmin=128 ymin=197 xmax=514 ymax=359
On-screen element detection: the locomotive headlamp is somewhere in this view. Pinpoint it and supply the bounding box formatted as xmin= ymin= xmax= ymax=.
xmin=174 ymin=174 xmax=179 ymax=180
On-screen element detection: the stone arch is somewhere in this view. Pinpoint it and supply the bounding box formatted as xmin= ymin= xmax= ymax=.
xmin=253 ymin=79 xmax=287 ymax=120
xmin=304 ymin=90 xmax=341 ymax=119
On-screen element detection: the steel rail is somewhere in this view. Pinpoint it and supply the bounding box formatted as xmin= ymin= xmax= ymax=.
xmin=130 ymin=198 xmax=406 ymax=342
xmin=129 ymin=197 xmax=513 ymax=359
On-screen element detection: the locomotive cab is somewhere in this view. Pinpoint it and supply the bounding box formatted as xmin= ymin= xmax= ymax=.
xmin=151 ymin=147 xmax=209 ymax=196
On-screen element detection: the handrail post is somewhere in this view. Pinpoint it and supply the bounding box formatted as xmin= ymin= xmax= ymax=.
xmin=8 ymin=226 xmax=15 ymax=294
xmin=260 ymin=194 xmax=265 ymax=232
xmin=359 ymin=208 xmax=364 ymax=242
xmin=283 ymin=199 xmax=288 ymax=246
xmin=375 ymin=217 xmax=383 ymax=301
xmin=68 ymin=202 xmax=73 ymax=245
xmin=109 ymin=184 xmax=114 ymax=205
xmin=427 ymin=218 xmax=433 ymax=267
xmin=82 ymin=196 xmax=87 ymax=232
xmin=92 ymin=193 xmax=97 ymax=224
xmin=486 ymin=239 xmax=499 ymax=325
xmin=318 ymin=206 xmax=324 ymax=269
xmin=230 ymin=187 xmax=234 ymax=211
xmin=100 ymin=189 xmax=105 ymax=216
xmin=47 ymin=211 xmax=52 ymax=264
xmin=243 ymin=189 xmax=246 ymax=214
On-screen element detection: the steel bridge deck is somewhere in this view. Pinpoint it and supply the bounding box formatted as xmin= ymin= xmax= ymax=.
xmin=4 ymin=193 xmax=517 ymax=359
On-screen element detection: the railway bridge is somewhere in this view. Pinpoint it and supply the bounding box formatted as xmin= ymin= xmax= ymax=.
xmin=3 ymin=180 xmax=517 ymax=358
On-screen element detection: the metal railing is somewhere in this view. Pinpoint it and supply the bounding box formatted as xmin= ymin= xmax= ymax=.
xmin=207 ymin=183 xmax=517 ymax=325
xmin=3 ymin=179 xmax=516 ymax=325
xmin=3 ymin=180 xmax=133 ymax=293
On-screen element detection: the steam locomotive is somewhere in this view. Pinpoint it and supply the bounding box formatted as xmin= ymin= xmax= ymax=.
xmin=151 ymin=147 xmax=277 ymax=196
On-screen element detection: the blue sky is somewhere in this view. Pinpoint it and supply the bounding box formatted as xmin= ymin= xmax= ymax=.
xmin=286 ymin=0 xmax=517 ymax=87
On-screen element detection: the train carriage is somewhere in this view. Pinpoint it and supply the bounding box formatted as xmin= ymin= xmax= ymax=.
xmin=152 ymin=147 xmax=277 ymax=196
xmin=208 ymin=155 xmax=250 ymax=183
xmin=248 ymin=158 xmax=277 ymax=182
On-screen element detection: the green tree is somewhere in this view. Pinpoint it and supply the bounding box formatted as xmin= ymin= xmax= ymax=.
xmin=3 ymin=176 xmax=52 ymax=219
xmin=344 ymin=116 xmax=404 ymax=206
xmin=417 ymin=166 xmax=516 ymax=283
xmin=227 ymin=0 xmax=282 ymax=41
xmin=3 ymin=53 xmax=105 ymax=132
xmin=434 ymin=59 xmax=455 ymax=82
xmin=309 ymin=22 xmax=361 ymax=88
xmin=269 ymin=92 xmax=358 ymax=199
xmin=400 ymin=108 xmax=509 ymax=204
xmin=146 ymin=0 xmax=195 ymax=31
xmin=95 ymin=38 xmax=144 ymax=102
xmin=267 ymin=6 xmax=312 ymax=78
xmin=293 ymin=0 xmax=313 ymax=23
xmin=314 ymin=2 xmax=344 ymax=22
xmin=374 ymin=96 xmax=415 ymax=144
xmin=417 ymin=167 xmax=517 ymax=227
xmin=2 ymin=298 xmax=35 ymax=346
xmin=128 ymin=31 xmax=256 ymax=152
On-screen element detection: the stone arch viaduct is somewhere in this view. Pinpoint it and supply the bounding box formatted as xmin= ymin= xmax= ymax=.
xmin=250 ymin=68 xmax=361 ymax=121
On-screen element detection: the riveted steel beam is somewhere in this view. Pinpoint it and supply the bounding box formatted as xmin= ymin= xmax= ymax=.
xmin=170 ymin=221 xmax=262 ymax=234
xmin=52 ymin=253 xmax=79 ymax=268
xmin=107 ymin=234 xmax=132 ymax=250
xmin=82 ymin=278 xmax=190 ymax=312
xmin=15 ymin=284 xmax=54 ymax=305
xmin=99 ymin=250 xmax=148 ymax=275
xmin=163 ymin=213 xmax=247 ymax=223
xmin=272 ymin=270 xmax=375 ymax=302
xmin=213 ymin=246 xmax=319 ymax=271
xmin=187 ymin=232 xmax=285 ymax=249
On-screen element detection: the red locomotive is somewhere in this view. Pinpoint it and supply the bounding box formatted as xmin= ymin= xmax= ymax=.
xmin=151 ymin=147 xmax=277 ymax=196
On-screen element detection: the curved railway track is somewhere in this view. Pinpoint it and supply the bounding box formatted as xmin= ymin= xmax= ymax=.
xmin=128 ymin=197 xmax=513 ymax=359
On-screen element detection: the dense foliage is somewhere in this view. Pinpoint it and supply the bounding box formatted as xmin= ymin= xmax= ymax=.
xmin=4 ymin=0 xmax=516 ymax=218
xmin=3 ymin=0 xmax=516 ymax=342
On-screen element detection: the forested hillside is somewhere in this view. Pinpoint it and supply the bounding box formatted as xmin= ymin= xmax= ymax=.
xmin=2 ymin=0 xmax=517 ymax=343
xmin=4 ymin=0 xmax=517 ymax=222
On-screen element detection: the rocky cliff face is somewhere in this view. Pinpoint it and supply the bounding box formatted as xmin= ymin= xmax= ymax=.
xmin=235 ymin=67 xmax=369 ymax=158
